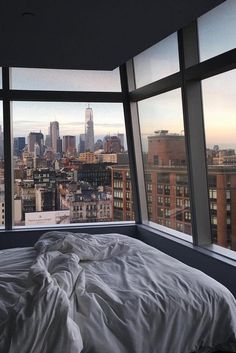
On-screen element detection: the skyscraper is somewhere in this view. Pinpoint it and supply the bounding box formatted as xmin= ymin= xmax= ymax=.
xmin=79 ymin=133 xmax=85 ymax=153
xmin=117 ymin=133 xmax=124 ymax=149
xmin=14 ymin=137 xmax=26 ymax=157
xmin=50 ymin=121 xmax=60 ymax=153
xmin=28 ymin=132 xmax=44 ymax=155
xmin=85 ymin=105 xmax=94 ymax=152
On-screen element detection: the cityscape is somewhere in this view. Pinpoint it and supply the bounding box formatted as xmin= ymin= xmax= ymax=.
xmin=0 ymin=105 xmax=132 ymax=227
xmin=0 ymin=103 xmax=235 ymax=250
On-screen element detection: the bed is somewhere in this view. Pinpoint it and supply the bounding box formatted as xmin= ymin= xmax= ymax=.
xmin=0 ymin=231 xmax=236 ymax=353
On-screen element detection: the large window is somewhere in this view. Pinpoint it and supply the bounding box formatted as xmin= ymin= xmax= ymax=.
xmin=202 ymin=70 xmax=236 ymax=250
xmin=138 ymin=89 xmax=192 ymax=236
xmin=198 ymin=0 xmax=236 ymax=62
xmin=12 ymin=101 xmax=131 ymax=227
xmin=133 ymin=33 xmax=179 ymax=88
xmin=11 ymin=68 xmax=121 ymax=92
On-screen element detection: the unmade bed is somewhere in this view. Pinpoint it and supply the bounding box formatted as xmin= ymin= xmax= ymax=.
xmin=0 ymin=231 xmax=236 ymax=353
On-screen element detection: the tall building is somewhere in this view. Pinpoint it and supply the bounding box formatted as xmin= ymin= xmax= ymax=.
xmin=62 ymin=135 xmax=76 ymax=155
xmin=111 ymin=166 xmax=134 ymax=221
xmin=28 ymin=132 xmax=44 ymax=155
xmin=79 ymin=133 xmax=85 ymax=153
xmin=50 ymin=121 xmax=60 ymax=153
xmin=104 ymin=136 xmax=122 ymax=153
xmin=85 ymin=105 xmax=94 ymax=152
xmin=117 ymin=133 xmax=124 ymax=150
xmin=13 ymin=137 xmax=25 ymax=157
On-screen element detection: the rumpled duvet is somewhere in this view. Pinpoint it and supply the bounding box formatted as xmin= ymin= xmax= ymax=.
xmin=0 ymin=231 xmax=236 ymax=353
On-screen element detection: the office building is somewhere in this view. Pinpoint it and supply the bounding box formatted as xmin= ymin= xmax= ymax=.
xmin=50 ymin=121 xmax=60 ymax=153
xmin=85 ymin=106 xmax=94 ymax=152
xmin=28 ymin=132 xmax=44 ymax=155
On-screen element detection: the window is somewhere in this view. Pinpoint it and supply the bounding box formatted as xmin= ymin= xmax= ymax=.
xmin=138 ymin=89 xmax=192 ymax=235
xmin=202 ymin=70 xmax=236 ymax=249
xmin=176 ymin=198 xmax=183 ymax=208
xmin=134 ymin=33 xmax=179 ymax=88
xmin=198 ymin=0 xmax=236 ymax=62
xmin=12 ymin=101 xmax=130 ymax=227
xmin=11 ymin=68 xmax=121 ymax=92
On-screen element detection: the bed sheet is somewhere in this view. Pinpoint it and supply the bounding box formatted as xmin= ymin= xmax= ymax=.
xmin=0 ymin=232 xmax=236 ymax=353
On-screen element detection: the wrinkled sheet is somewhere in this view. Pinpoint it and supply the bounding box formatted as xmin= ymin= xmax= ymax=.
xmin=0 ymin=232 xmax=236 ymax=353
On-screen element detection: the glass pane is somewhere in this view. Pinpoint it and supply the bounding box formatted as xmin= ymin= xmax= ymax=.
xmin=11 ymin=68 xmax=121 ymax=92
xmin=0 ymin=102 xmax=4 ymax=227
xmin=138 ymin=89 xmax=192 ymax=236
xmin=134 ymin=33 xmax=179 ymax=88
xmin=12 ymin=102 xmax=133 ymax=227
xmin=198 ymin=0 xmax=236 ymax=62
xmin=202 ymin=69 xmax=236 ymax=250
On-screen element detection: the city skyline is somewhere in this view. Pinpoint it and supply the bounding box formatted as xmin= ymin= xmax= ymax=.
xmin=11 ymin=102 xmax=126 ymax=139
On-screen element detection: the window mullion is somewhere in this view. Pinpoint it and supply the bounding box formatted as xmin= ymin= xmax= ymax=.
xmin=2 ymin=67 xmax=13 ymax=230
xmin=119 ymin=62 xmax=148 ymax=224
xmin=178 ymin=22 xmax=211 ymax=246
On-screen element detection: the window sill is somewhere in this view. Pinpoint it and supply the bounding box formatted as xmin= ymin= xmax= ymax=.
xmin=138 ymin=222 xmax=236 ymax=267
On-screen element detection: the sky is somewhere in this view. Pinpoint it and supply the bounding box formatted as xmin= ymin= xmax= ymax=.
xmin=11 ymin=102 xmax=126 ymax=142
xmin=11 ymin=68 xmax=121 ymax=92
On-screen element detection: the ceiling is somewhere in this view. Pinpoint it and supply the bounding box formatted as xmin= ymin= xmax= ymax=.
xmin=0 ymin=0 xmax=225 ymax=70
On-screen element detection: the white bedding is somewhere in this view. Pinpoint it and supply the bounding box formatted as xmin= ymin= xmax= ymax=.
xmin=0 ymin=231 xmax=236 ymax=353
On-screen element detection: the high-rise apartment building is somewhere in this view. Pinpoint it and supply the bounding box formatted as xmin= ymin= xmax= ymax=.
xmin=50 ymin=121 xmax=60 ymax=153
xmin=85 ymin=106 xmax=94 ymax=152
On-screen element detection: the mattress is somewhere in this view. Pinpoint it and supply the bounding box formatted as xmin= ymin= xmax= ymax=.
xmin=0 ymin=231 xmax=236 ymax=353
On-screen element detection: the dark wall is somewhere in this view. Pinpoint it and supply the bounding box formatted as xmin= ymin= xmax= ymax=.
xmin=0 ymin=224 xmax=137 ymax=249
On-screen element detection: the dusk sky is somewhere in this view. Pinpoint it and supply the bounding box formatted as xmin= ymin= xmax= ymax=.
xmin=12 ymin=102 xmax=126 ymax=141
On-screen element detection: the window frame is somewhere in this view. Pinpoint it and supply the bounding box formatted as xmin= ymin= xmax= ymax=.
xmin=0 ymin=7 xmax=236 ymax=262
xmin=125 ymin=18 xmax=236 ymax=259
xmin=0 ymin=67 xmax=136 ymax=230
